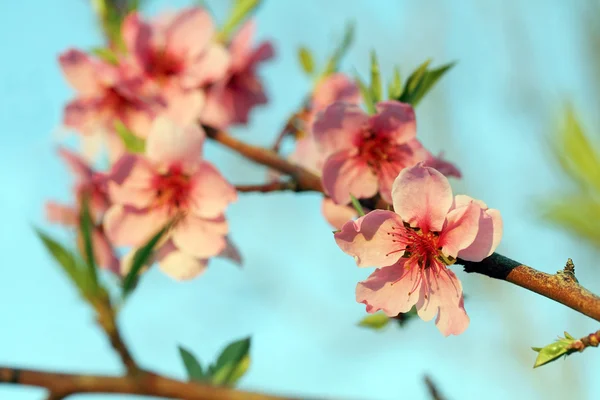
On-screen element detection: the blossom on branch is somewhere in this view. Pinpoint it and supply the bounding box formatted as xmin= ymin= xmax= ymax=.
xmin=334 ymin=164 xmax=502 ymax=336
xmin=104 ymin=117 xmax=237 ymax=280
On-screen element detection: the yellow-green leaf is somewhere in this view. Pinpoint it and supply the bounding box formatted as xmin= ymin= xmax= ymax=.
xmin=356 ymin=75 xmax=376 ymax=115
xmin=358 ymin=313 xmax=390 ymax=330
xmin=370 ymin=51 xmax=382 ymax=103
xmin=115 ymin=120 xmax=145 ymax=153
xmin=298 ymin=47 xmax=315 ymax=75
xmin=350 ymin=194 xmax=366 ymax=217
xmin=218 ymin=0 xmax=261 ymax=42
xmin=323 ymin=22 xmax=355 ymax=76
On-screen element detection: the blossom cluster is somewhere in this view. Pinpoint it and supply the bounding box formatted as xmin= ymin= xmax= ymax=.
xmin=48 ymin=6 xmax=272 ymax=280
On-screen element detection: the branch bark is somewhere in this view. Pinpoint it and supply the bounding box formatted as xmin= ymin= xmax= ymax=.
xmin=206 ymin=127 xmax=600 ymax=323
xmin=0 ymin=367 xmax=294 ymax=400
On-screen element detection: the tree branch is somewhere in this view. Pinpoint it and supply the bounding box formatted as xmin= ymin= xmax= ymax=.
xmin=459 ymin=254 xmax=600 ymax=322
xmin=236 ymin=181 xmax=299 ymax=193
xmin=205 ymin=126 xmax=600 ymax=323
xmin=0 ymin=367 xmax=295 ymax=400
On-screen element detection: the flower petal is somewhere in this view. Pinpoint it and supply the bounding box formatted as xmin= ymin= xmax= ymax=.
xmin=181 ymin=43 xmax=230 ymax=88
xmin=59 ymin=49 xmax=104 ymax=95
xmin=335 ymin=210 xmax=406 ymax=267
xmin=392 ymin=164 xmax=453 ymax=232
xmin=122 ymin=13 xmax=153 ymax=68
xmin=322 ymin=150 xmax=378 ymax=205
xmin=154 ymin=240 xmax=209 ymax=281
xmin=458 ymin=207 xmax=503 ymax=261
xmin=373 ymin=101 xmax=416 ymax=144
xmin=439 ymin=201 xmax=481 ymax=258
xmin=165 ymin=7 xmax=214 ymax=59
xmin=103 ymin=204 xmax=169 ymax=247
xmin=107 ymin=155 xmax=156 ymax=208
xmin=172 ymin=214 xmax=228 ymax=258
xmin=188 ymin=161 xmax=237 ymax=218
xmin=321 ymin=198 xmax=357 ymax=230
xmin=416 ymin=267 xmax=469 ymax=336
xmin=146 ymin=116 xmax=205 ymax=170
xmin=356 ymin=261 xmax=421 ymax=316
xmin=46 ymin=202 xmax=78 ymax=226
xmin=312 ymin=103 xmax=369 ymax=156
xmin=312 ymin=73 xmax=360 ymax=114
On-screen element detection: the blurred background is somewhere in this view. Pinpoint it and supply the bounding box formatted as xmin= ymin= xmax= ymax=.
xmin=1 ymin=0 xmax=600 ymax=399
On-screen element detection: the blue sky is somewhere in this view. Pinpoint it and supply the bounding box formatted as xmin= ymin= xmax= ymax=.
xmin=1 ymin=1 xmax=600 ymax=399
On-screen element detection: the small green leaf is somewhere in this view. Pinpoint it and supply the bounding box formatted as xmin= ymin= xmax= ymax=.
xmin=358 ymin=313 xmax=390 ymax=330
xmin=35 ymin=229 xmax=92 ymax=297
xmin=210 ymin=337 xmax=251 ymax=386
xmin=397 ymin=61 xmax=454 ymax=106
xmin=533 ymin=341 xmax=572 ymax=368
xmin=122 ymin=220 xmax=173 ymax=298
xmin=115 ymin=120 xmax=145 ymax=153
xmin=403 ymin=59 xmax=431 ymax=98
xmin=218 ymin=0 xmax=261 ymax=42
xmin=388 ymin=66 xmax=402 ymax=99
xmin=79 ymin=194 xmax=99 ymax=292
xmin=349 ymin=194 xmax=366 ymax=217
xmin=323 ymin=22 xmax=355 ymax=76
xmin=298 ymin=47 xmax=315 ymax=75
xmin=90 ymin=47 xmax=119 ymax=65
xmin=564 ymin=331 xmax=575 ymax=340
xmin=356 ymin=75 xmax=376 ymax=115
xmin=370 ymin=51 xmax=382 ymax=103
xmin=179 ymin=346 xmax=207 ymax=382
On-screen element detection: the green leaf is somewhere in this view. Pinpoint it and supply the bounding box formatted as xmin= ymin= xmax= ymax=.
xmin=218 ymin=0 xmax=261 ymax=42
xmin=349 ymin=194 xmax=366 ymax=217
xmin=323 ymin=22 xmax=355 ymax=76
xmin=387 ymin=66 xmax=402 ymax=99
xmin=370 ymin=51 xmax=382 ymax=103
xmin=78 ymin=194 xmax=99 ymax=292
xmin=35 ymin=229 xmax=92 ymax=297
xmin=358 ymin=313 xmax=390 ymax=330
xmin=91 ymin=0 xmax=127 ymax=50
xmin=397 ymin=61 xmax=455 ymax=106
xmin=90 ymin=47 xmax=119 ymax=65
xmin=564 ymin=331 xmax=575 ymax=340
xmin=541 ymin=196 xmax=600 ymax=247
xmin=122 ymin=220 xmax=173 ymax=298
xmin=210 ymin=337 xmax=251 ymax=386
xmin=533 ymin=341 xmax=572 ymax=368
xmin=403 ymin=59 xmax=431 ymax=98
xmin=115 ymin=120 xmax=145 ymax=153
xmin=179 ymin=346 xmax=207 ymax=382
xmin=298 ymin=47 xmax=315 ymax=75
xmin=356 ymin=75 xmax=376 ymax=115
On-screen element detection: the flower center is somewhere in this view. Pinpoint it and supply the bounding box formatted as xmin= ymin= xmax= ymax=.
xmin=152 ymin=166 xmax=191 ymax=212
xmin=357 ymin=129 xmax=392 ymax=170
xmin=149 ymin=49 xmax=184 ymax=81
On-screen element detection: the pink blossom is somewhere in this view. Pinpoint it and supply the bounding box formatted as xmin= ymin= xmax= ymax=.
xmin=122 ymin=8 xmax=229 ymax=125
xmin=45 ymin=148 xmax=119 ymax=273
xmin=59 ymin=49 xmax=159 ymax=140
xmin=201 ymin=20 xmax=274 ymax=129
xmin=313 ymin=100 xmax=461 ymax=205
xmin=103 ymin=116 xmax=237 ymax=280
xmin=334 ymin=164 xmax=502 ymax=336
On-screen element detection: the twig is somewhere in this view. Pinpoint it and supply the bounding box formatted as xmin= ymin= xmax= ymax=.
xmin=206 ymin=125 xmax=600 ymax=323
xmin=0 ymin=367 xmax=295 ymax=400
xmin=569 ymin=329 xmax=600 ymax=352
xmin=236 ymin=181 xmax=298 ymax=193
xmin=459 ymin=254 xmax=600 ymax=322
xmin=424 ymin=375 xmax=445 ymax=400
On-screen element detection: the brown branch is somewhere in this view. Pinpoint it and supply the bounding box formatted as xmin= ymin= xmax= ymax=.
xmin=423 ymin=375 xmax=445 ymax=400
xmin=0 ymin=367 xmax=296 ymax=400
xmin=236 ymin=181 xmax=299 ymax=193
xmin=459 ymin=254 xmax=600 ymax=322
xmin=570 ymin=329 xmax=600 ymax=352
xmin=205 ymin=125 xmax=600 ymax=323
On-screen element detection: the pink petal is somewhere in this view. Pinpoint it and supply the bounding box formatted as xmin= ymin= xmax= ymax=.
xmin=172 ymin=214 xmax=228 ymax=258
xmin=107 ymin=155 xmax=156 ymax=209
xmin=288 ymin=136 xmax=323 ymax=176
xmin=146 ymin=116 xmax=205 ymax=170
xmin=249 ymin=41 xmax=275 ymax=65
xmin=57 ymin=147 xmax=93 ymax=182
xmin=165 ymin=7 xmax=215 ymax=60
xmin=92 ymin=228 xmax=120 ymax=274
xmin=334 ymin=210 xmax=405 ymax=267
xmin=439 ymin=201 xmax=481 ymax=258
xmin=229 ymin=20 xmax=255 ymax=69
xmin=163 ymin=87 xmax=205 ymax=126
xmin=45 ymin=202 xmax=78 ymax=226
xmin=103 ymin=205 xmax=170 ymax=247
xmin=121 ymin=13 xmax=153 ymax=68
xmin=63 ymin=98 xmax=103 ymax=132
xmin=59 ymin=49 xmax=104 ymax=96
xmin=416 ymin=268 xmax=469 ymax=336
xmin=181 ymin=43 xmax=230 ymax=88
xmin=376 ymin=162 xmax=403 ymax=205
xmin=321 ymin=198 xmax=357 ymax=230
xmin=356 ymin=260 xmax=422 ymax=316
xmin=312 ymin=73 xmax=360 ymax=114
xmin=322 ymin=150 xmax=378 ymax=205
xmin=188 ymin=161 xmax=237 ymax=218
xmin=200 ymin=83 xmax=234 ymax=129
xmin=156 ymin=240 xmax=209 ymax=281
xmin=217 ymin=237 xmax=243 ymax=266
xmin=372 ymin=101 xmax=416 ymax=144
xmin=458 ymin=207 xmax=503 ymax=261
xmin=424 ymin=153 xmax=462 ymax=179
xmin=312 ymin=103 xmax=369 ymax=156
xmin=391 ymin=164 xmax=453 ymax=232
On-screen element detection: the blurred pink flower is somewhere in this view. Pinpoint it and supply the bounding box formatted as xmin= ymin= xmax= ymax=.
xmin=313 ymin=100 xmax=460 ymax=205
xmin=122 ymin=7 xmax=229 ymax=125
xmin=201 ymin=20 xmax=274 ymax=129
xmin=45 ymin=148 xmax=119 ymax=273
xmin=59 ymin=49 xmax=159 ymax=141
xmin=334 ymin=164 xmax=502 ymax=336
xmin=104 ymin=117 xmax=237 ymax=280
